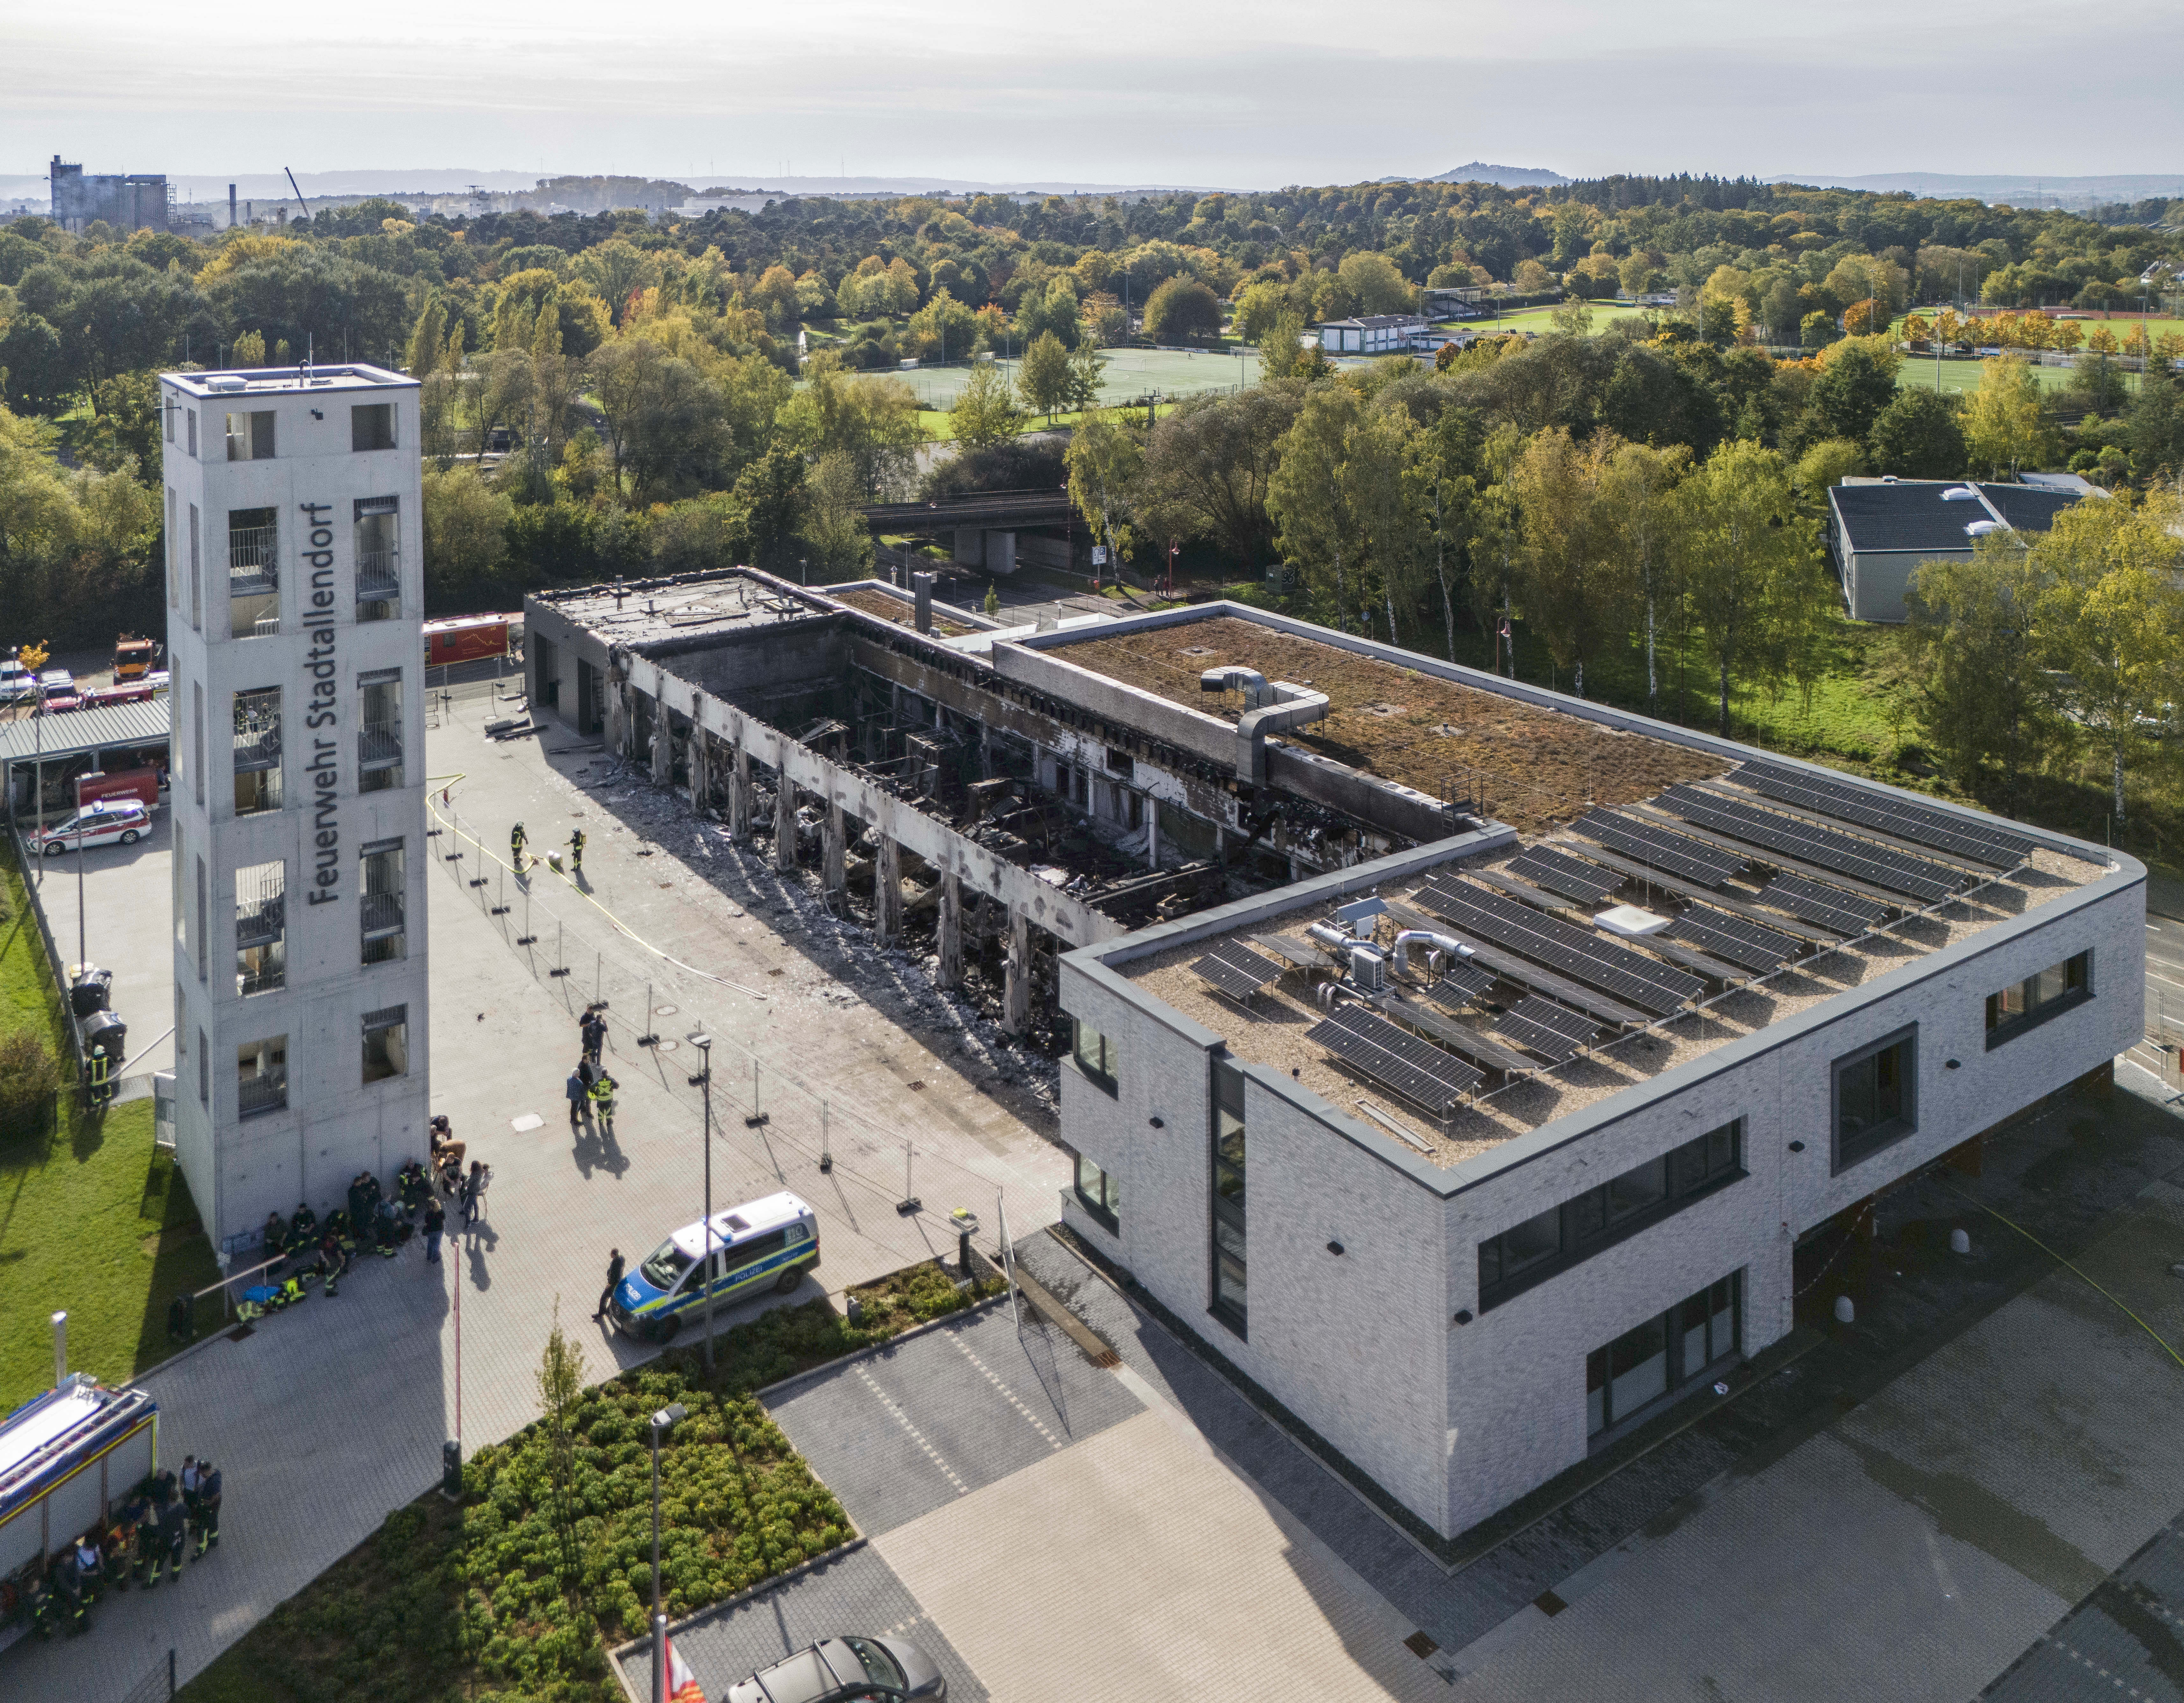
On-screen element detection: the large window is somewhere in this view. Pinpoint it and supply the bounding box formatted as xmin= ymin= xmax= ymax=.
xmin=232 ymin=687 xmax=283 ymax=815
xmin=362 ymin=1006 xmax=409 ymax=1084
xmin=1834 ymin=1026 xmax=1917 ymax=1173
xmin=228 ymin=506 xmax=278 ymax=637
xmin=1478 ymin=1120 xmax=1744 ymax=1310
xmin=1074 ymin=1152 xmax=1120 ymax=1232
xmin=225 ymin=409 xmax=275 ymax=461
xmin=1071 ymin=1016 xmax=1118 ymax=1095
xmin=234 ymin=859 xmax=286 ymax=996
xmin=351 ymin=403 xmax=396 ymax=452
xmin=1986 ymin=951 xmax=2091 ymax=1049
xmin=237 ymin=1035 xmax=287 ymax=1116
xmin=1210 ymin=1058 xmax=1247 ymax=1337
xmin=355 ymin=496 xmax=400 ymax=619
xmin=361 ymin=839 xmax=406 ymax=965
xmin=1586 ymin=1274 xmax=1740 ymax=1439
xmin=359 ymin=670 xmax=404 ymax=792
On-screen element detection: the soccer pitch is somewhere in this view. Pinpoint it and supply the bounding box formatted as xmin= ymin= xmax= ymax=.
xmin=883 ymin=346 xmax=1267 ymax=410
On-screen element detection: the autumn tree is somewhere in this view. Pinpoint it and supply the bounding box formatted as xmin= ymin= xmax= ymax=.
xmin=1017 ymin=331 xmax=1072 ymax=421
xmin=1066 ymin=411 xmax=1145 ymax=572
xmin=1900 ymin=540 xmax=2058 ymax=808
xmin=1963 ymin=357 xmax=2052 ymax=476
xmin=1509 ymin=427 xmax=1625 ymax=697
xmin=949 ymin=361 xmax=1023 ymax=449
xmin=1599 ymin=439 xmax=1691 ymax=713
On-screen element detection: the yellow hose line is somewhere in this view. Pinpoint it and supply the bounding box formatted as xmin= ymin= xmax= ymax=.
xmin=428 ymin=780 xmax=768 ymax=1001
xmin=1943 ymin=1181 xmax=2184 ymax=1373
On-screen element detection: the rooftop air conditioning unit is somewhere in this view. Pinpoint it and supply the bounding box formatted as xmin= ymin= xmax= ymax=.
xmin=1348 ymin=942 xmax=1387 ymax=993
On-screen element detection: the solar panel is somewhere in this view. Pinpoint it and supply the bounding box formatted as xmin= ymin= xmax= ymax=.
xmin=1657 ymin=786 xmax=1962 ymax=902
xmin=1735 ymin=761 xmax=2032 ymax=869
xmin=1758 ymin=874 xmax=1892 ymax=936
xmin=1416 ymin=879 xmax=1702 ymax=1015
xmin=1307 ymin=1004 xmax=1482 ymax=1115
xmin=1427 ymin=961 xmax=1497 ymax=1007
xmin=1572 ymin=810 xmax=1743 ymax=887
xmin=1192 ymin=939 xmax=1281 ymax=1003
xmin=1666 ymin=904 xmax=1799 ymax=974
xmin=1251 ymin=933 xmax=1325 ymax=970
xmin=1494 ymin=996 xmax=1598 ymax=1065
xmin=1509 ymin=846 xmax=1619 ymax=906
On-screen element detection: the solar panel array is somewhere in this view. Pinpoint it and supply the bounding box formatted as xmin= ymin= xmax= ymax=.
xmin=1735 ymin=761 xmax=2032 ymax=869
xmin=1307 ymin=1004 xmax=1482 ymax=1114
xmin=1758 ymin=874 xmax=1892 ymax=936
xmin=1666 ymin=904 xmax=1799 ymax=973
xmin=1510 ymin=846 xmax=1619 ymax=906
xmin=1417 ymin=879 xmax=1702 ymax=1015
xmin=1573 ymin=810 xmax=1743 ymax=887
xmin=1427 ymin=961 xmax=1498 ymax=1007
xmin=1494 ymin=996 xmax=1598 ymax=1065
xmin=1657 ymin=786 xmax=1963 ymax=903
xmin=1191 ymin=939 xmax=1283 ymax=1003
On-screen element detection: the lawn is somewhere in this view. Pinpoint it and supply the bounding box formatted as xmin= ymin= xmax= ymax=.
xmin=0 ymin=837 xmax=217 ymax=1411
xmin=1894 ymin=354 xmax=2081 ymax=396
xmin=1457 ymin=301 xmax=1653 ymax=337
xmin=181 ymin=1262 xmax=1002 ymax=1703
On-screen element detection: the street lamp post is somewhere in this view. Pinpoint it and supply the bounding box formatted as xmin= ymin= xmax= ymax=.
xmin=650 ymin=1401 xmax=687 ymax=1703
xmin=694 ymin=1036 xmax=715 ymax=1369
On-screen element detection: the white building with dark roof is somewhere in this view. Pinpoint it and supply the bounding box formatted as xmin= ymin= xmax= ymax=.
xmin=1827 ymin=477 xmax=2088 ymax=623
xmin=1317 ymin=314 xmax=1429 ymax=354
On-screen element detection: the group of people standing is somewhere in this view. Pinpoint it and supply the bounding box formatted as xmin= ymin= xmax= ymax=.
xmin=566 ymin=1006 xmax=618 ymax=1134
xmin=33 ymin=1458 xmax=222 ymax=1639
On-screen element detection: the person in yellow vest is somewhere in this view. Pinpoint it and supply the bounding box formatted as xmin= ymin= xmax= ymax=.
xmin=510 ymin=822 xmax=527 ymax=872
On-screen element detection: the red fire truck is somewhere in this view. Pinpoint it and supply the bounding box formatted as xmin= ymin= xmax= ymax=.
xmin=422 ymin=614 xmax=521 ymax=668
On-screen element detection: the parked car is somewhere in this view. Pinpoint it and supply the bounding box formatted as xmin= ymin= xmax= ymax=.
xmin=32 ymin=799 xmax=151 ymax=855
xmin=0 ymin=659 xmax=36 ymax=703
xmin=607 ymin=1192 xmax=820 ymax=1342
xmin=38 ymin=670 xmax=81 ymax=713
xmin=726 ymin=1637 xmax=946 ymax=1703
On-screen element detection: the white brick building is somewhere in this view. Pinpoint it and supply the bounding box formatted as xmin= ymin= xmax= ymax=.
xmin=1047 ymin=611 xmax=2142 ymax=1542
xmin=158 ymin=363 xmax=431 ymax=1253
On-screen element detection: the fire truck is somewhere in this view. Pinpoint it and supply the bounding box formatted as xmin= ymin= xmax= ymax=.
xmin=422 ymin=613 xmax=522 ymax=668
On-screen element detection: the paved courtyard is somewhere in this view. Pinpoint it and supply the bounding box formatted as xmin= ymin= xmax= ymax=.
xmin=2 ymin=694 xmax=1069 ymax=1700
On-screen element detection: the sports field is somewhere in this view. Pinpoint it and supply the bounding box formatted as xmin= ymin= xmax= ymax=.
xmin=885 ymin=345 xmax=1268 ymax=411
xmin=1454 ymin=301 xmax=1653 ymax=336
xmin=1897 ymin=354 xmax=2092 ymax=396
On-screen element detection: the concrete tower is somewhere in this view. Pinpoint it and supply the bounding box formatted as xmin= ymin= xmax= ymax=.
xmin=158 ymin=362 xmax=430 ymax=1252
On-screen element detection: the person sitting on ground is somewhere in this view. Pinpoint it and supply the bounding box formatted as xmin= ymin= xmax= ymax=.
xmin=286 ymin=1203 xmax=317 ymax=1254
xmin=398 ymin=1160 xmax=429 ymax=1212
xmin=430 ymin=1114 xmax=465 ymax=1170
xmin=347 ymin=1172 xmax=373 ymax=1236
xmin=262 ymin=1209 xmax=287 ymax=1257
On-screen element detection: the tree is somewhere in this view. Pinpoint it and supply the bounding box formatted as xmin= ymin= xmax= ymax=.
xmin=1017 ymin=331 xmax=1072 ymax=421
xmin=1266 ymin=384 xmax=1409 ymax=634
xmin=776 ymin=356 xmax=922 ymax=498
xmin=1232 ymin=281 xmax=1288 ymax=344
xmin=1336 ymin=251 xmax=1414 ymax=316
xmin=1512 ymin=259 xmax=1555 ymax=294
xmin=1963 ymin=356 xmax=2051 ymax=477
xmin=798 ymin=450 xmax=876 ymax=581
xmin=2126 ymin=374 xmax=2184 ymax=480
xmin=405 ymin=298 xmax=447 ymax=378
xmin=1066 ymin=411 xmax=1145 ymax=571
xmin=1065 ymin=342 xmax=1107 ymax=415
xmin=1258 ymin=310 xmax=1326 ymax=381
xmin=905 ymin=288 xmax=977 ymax=362
xmin=950 ymin=361 xmax=1024 ymax=448
xmin=1900 ymin=540 xmax=2058 ymax=807
xmin=1142 ymin=277 xmax=1223 ymax=345
xmin=1013 ymin=277 xmax=1081 ymax=350
xmin=1138 ymin=386 xmax=1304 ymax=571
xmin=0 ymin=315 xmax=69 ymax=415
xmin=1868 ymin=390 xmax=1967 ymax=479
xmin=1402 ymin=405 xmax=1482 ymax=662
xmin=586 ymin=339 xmax=727 ymax=503
xmin=421 ymin=466 xmax=513 ymax=607
xmin=535 ymin=1308 xmax=586 ymax=1608
xmin=731 ymin=446 xmax=807 ymax=573
xmin=1509 ymin=428 xmax=1623 ymax=697
xmin=1676 ymin=440 xmax=1828 ymax=734
xmin=2029 ymin=492 xmax=2184 ymax=827
xmin=1803 ymin=343 xmax=1897 ymax=446
xmin=1599 ymin=439 xmax=1691 ymax=712
xmin=1799 ymin=311 xmax=1837 ymax=351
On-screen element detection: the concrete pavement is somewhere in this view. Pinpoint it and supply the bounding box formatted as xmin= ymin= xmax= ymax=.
xmin=22 ymin=805 xmax=176 ymax=1076
xmin=3 ymin=695 xmax=1067 ymax=1700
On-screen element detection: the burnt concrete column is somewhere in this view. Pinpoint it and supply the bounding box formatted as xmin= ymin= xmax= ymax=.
xmin=605 ymin=677 xmax=629 ymax=760
xmin=824 ymin=799 xmax=846 ymax=895
xmin=937 ymin=871 xmax=962 ymax=989
xmin=1146 ymin=796 xmax=1160 ymax=868
xmin=730 ymin=738 xmax=752 ymax=839
xmin=773 ymin=739 xmax=798 ymax=873
xmin=649 ymin=700 xmax=672 ymax=786
xmin=1003 ymin=905 xmax=1032 ymax=1035
xmin=876 ymin=835 xmax=902 ymax=947
xmin=688 ymin=727 xmax=709 ymax=814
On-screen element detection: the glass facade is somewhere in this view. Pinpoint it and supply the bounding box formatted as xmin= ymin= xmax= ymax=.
xmin=1587 ymin=1274 xmax=1740 ymax=1438
xmin=1211 ymin=1059 xmax=1247 ymax=1336
xmin=1074 ymin=1152 xmax=1120 ymax=1229
xmin=1071 ymin=1016 xmax=1119 ymax=1095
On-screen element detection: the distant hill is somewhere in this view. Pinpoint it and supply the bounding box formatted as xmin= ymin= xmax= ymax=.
xmin=1420 ymin=163 xmax=1571 ymax=189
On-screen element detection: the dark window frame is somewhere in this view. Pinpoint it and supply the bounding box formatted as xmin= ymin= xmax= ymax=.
xmin=1073 ymin=1151 xmax=1120 ymax=1232
xmin=1209 ymin=1057 xmax=1247 ymax=1340
xmin=1832 ymin=1024 xmax=1918 ymax=1175
xmin=1478 ymin=1120 xmax=1746 ymax=1312
xmin=1985 ymin=950 xmax=2093 ymax=1050
xmin=1586 ymin=1272 xmax=1741 ymax=1443
xmin=1070 ymin=1014 xmax=1119 ymax=1097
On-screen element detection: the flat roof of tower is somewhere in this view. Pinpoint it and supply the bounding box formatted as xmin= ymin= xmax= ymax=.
xmin=162 ymin=364 xmax=414 ymax=397
xmin=535 ymin=572 xmax=839 ymax=648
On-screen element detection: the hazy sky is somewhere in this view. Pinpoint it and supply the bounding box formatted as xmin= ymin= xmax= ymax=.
xmin=8 ymin=0 xmax=2182 ymax=187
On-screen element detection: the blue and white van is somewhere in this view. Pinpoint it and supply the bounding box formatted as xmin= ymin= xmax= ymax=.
xmin=608 ymin=1192 xmax=820 ymax=1341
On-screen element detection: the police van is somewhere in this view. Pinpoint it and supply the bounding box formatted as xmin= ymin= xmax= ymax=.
xmin=609 ymin=1192 xmax=820 ymax=1341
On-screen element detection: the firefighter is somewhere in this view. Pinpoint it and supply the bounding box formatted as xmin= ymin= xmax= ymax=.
xmin=102 ymin=1517 xmax=131 ymax=1591
xmin=262 ymin=1208 xmax=287 ymax=1260
xmin=193 ymin=1461 xmax=223 ymax=1557
xmin=510 ymin=822 xmax=528 ymax=872
xmin=55 ymin=1541 xmax=90 ymax=1632
xmin=589 ymin=1069 xmax=618 ymax=1136
xmin=568 ymin=826 xmax=585 ymax=873
xmin=317 ymin=1229 xmax=349 ymax=1297
xmin=286 ymin=1202 xmax=318 ymax=1255
xmin=130 ymin=1488 xmax=158 ymax=1586
xmin=86 ymin=1042 xmax=113 ymax=1107
xmin=73 ymin=1531 xmax=103 ymax=1605
xmin=154 ymin=1485 xmax=187 ymax=1586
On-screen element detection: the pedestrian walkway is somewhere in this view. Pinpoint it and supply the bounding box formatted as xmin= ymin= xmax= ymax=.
xmin=0 ymin=712 xmax=1066 ymax=1701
